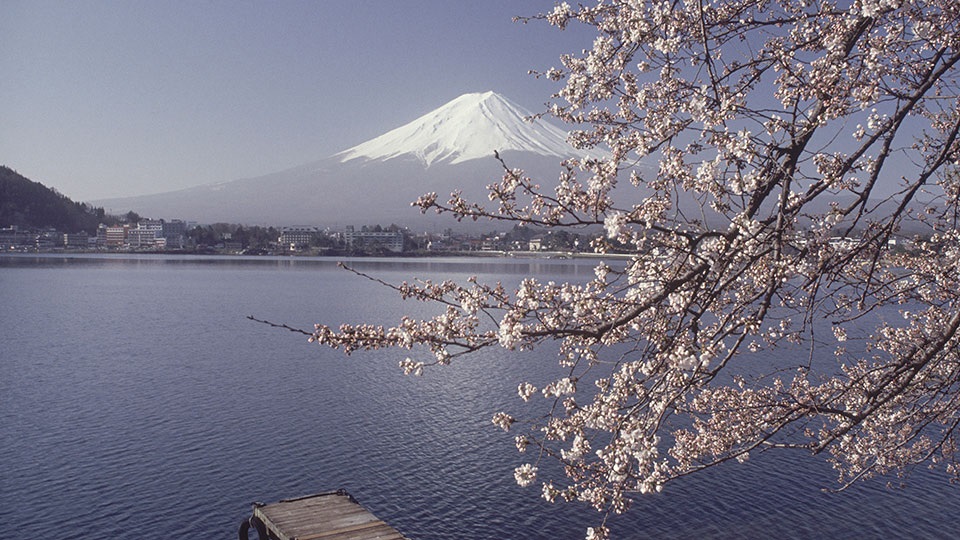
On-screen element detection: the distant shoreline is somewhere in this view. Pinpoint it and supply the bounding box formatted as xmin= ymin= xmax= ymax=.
xmin=0 ymin=249 xmax=635 ymax=261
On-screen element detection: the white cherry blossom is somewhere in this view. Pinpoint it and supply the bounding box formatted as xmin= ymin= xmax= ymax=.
xmin=306 ymin=1 xmax=960 ymax=537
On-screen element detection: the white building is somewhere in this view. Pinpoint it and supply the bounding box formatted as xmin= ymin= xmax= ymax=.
xmin=343 ymin=226 xmax=404 ymax=253
xmin=278 ymin=227 xmax=319 ymax=250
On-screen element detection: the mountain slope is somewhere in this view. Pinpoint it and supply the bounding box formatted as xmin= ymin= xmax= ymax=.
xmin=0 ymin=166 xmax=107 ymax=233
xmin=94 ymin=91 xmax=605 ymax=228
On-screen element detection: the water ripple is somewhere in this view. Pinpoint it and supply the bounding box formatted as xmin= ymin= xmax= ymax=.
xmin=2 ymin=256 xmax=959 ymax=539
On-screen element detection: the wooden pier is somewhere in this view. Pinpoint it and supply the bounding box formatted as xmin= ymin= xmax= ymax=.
xmin=238 ymin=490 xmax=407 ymax=540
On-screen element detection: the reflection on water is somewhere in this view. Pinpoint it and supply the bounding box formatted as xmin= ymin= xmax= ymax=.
xmin=1 ymin=253 xmax=958 ymax=539
xmin=0 ymin=253 xmax=603 ymax=277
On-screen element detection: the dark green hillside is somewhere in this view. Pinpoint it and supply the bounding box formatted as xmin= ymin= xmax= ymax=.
xmin=0 ymin=166 xmax=107 ymax=233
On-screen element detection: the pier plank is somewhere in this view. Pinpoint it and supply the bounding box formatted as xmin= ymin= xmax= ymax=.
xmin=241 ymin=491 xmax=407 ymax=540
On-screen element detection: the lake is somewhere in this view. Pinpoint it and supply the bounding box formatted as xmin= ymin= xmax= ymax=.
xmin=1 ymin=253 xmax=958 ymax=539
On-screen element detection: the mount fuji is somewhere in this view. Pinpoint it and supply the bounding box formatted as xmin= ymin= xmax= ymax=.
xmin=336 ymin=91 xmax=580 ymax=167
xmin=94 ymin=91 xmax=606 ymax=229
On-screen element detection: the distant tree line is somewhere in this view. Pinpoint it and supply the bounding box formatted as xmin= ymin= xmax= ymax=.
xmin=187 ymin=223 xmax=283 ymax=249
xmin=495 ymin=224 xmax=592 ymax=251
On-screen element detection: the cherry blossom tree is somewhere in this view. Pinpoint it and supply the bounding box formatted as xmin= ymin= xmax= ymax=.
xmin=307 ymin=1 xmax=960 ymax=537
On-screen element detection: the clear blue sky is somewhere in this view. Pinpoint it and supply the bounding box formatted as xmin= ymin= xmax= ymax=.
xmin=1 ymin=1 xmax=595 ymax=200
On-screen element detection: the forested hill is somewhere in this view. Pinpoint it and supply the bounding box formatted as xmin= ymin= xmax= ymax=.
xmin=0 ymin=166 xmax=107 ymax=234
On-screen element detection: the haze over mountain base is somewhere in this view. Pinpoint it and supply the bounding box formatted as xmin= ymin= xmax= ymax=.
xmin=97 ymin=152 xmax=569 ymax=229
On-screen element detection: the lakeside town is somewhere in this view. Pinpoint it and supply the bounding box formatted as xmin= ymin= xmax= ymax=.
xmin=0 ymin=216 xmax=595 ymax=256
xmin=2 ymin=212 xmax=925 ymax=259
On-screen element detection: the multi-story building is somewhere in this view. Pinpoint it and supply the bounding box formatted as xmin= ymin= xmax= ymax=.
xmin=162 ymin=219 xmax=188 ymax=248
xmin=139 ymin=219 xmax=164 ymax=233
xmin=278 ymin=227 xmax=318 ymax=250
xmin=126 ymin=227 xmax=157 ymax=248
xmin=343 ymin=226 xmax=404 ymax=253
xmin=123 ymin=220 xmax=175 ymax=249
xmin=104 ymin=225 xmax=128 ymax=248
xmin=36 ymin=229 xmax=60 ymax=250
xmin=0 ymin=226 xmax=32 ymax=250
xmin=63 ymin=232 xmax=90 ymax=248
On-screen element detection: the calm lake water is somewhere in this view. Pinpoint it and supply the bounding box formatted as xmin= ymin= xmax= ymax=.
xmin=1 ymin=253 xmax=958 ymax=539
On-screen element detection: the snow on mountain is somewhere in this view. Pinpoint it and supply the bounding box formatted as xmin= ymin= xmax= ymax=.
xmin=335 ymin=91 xmax=588 ymax=166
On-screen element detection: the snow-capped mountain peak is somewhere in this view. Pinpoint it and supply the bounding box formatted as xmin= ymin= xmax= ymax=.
xmin=335 ymin=91 xmax=582 ymax=166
